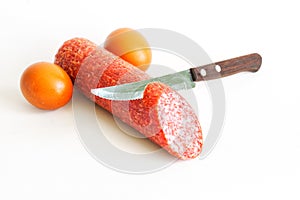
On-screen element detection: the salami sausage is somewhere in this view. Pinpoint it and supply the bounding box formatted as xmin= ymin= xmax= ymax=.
xmin=55 ymin=38 xmax=202 ymax=159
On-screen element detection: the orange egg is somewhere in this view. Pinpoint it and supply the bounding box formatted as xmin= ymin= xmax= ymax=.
xmin=104 ymin=28 xmax=152 ymax=71
xmin=20 ymin=62 xmax=73 ymax=110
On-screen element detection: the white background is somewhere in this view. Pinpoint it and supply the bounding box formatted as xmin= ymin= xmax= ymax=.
xmin=1 ymin=0 xmax=299 ymax=199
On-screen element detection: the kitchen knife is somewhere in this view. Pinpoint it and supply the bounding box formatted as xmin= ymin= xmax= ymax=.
xmin=91 ymin=53 xmax=262 ymax=101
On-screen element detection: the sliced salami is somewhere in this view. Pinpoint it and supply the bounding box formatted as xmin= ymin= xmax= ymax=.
xmin=55 ymin=38 xmax=202 ymax=159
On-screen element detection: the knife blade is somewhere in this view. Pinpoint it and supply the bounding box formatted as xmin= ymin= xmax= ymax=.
xmin=91 ymin=53 xmax=262 ymax=101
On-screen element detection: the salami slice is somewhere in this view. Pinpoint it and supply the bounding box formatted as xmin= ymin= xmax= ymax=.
xmin=55 ymin=38 xmax=203 ymax=159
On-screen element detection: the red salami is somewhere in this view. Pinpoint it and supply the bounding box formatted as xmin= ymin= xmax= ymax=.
xmin=55 ymin=38 xmax=203 ymax=159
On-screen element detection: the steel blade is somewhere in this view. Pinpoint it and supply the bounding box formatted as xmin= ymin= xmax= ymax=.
xmin=91 ymin=69 xmax=195 ymax=100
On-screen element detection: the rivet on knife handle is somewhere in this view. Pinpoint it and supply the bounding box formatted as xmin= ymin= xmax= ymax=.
xmin=190 ymin=53 xmax=262 ymax=82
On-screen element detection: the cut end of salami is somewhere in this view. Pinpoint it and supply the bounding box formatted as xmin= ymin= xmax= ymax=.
xmin=54 ymin=38 xmax=203 ymax=160
xmin=143 ymin=82 xmax=203 ymax=159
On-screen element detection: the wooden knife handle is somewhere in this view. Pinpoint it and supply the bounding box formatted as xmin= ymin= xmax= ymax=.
xmin=190 ymin=53 xmax=262 ymax=82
